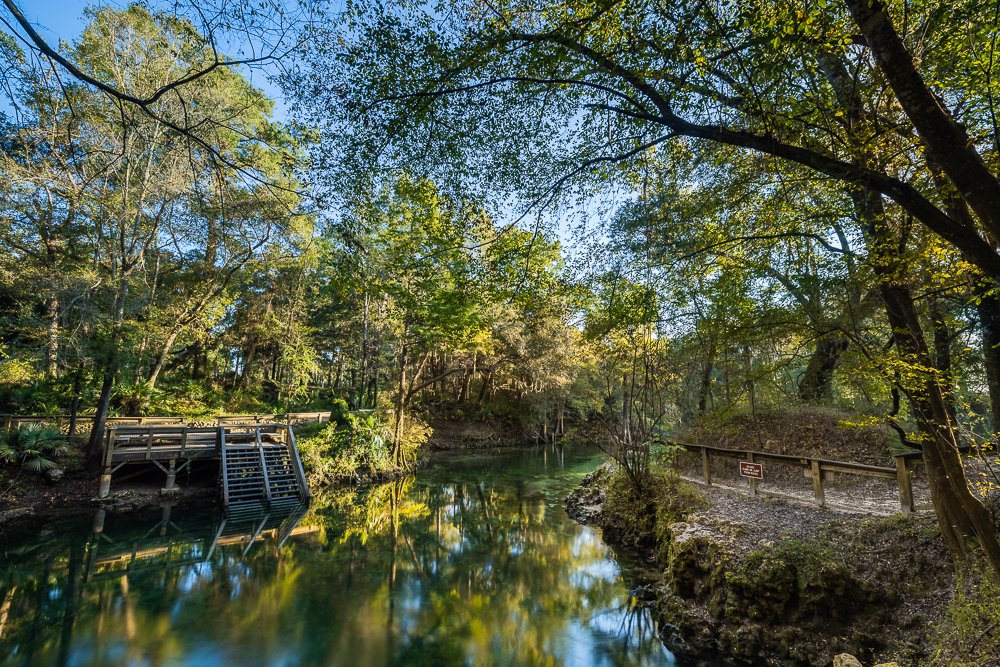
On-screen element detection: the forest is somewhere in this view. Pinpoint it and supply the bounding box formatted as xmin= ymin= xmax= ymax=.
xmin=2 ymin=0 xmax=1000 ymax=664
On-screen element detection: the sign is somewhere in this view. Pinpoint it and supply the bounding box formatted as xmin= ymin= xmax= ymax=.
xmin=739 ymin=462 xmax=763 ymax=479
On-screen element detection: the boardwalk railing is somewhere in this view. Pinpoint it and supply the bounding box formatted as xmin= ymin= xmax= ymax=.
xmin=3 ymin=411 xmax=332 ymax=433
xmin=673 ymin=442 xmax=921 ymax=513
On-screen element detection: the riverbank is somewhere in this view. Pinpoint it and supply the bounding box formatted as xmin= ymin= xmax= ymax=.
xmin=0 ymin=465 xmax=218 ymax=523
xmin=567 ymin=463 xmax=957 ymax=666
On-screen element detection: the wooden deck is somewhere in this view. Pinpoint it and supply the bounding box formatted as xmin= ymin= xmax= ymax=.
xmin=99 ymin=423 xmax=310 ymax=509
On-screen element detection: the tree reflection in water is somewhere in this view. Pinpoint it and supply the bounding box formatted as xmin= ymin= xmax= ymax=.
xmin=0 ymin=445 xmax=676 ymax=666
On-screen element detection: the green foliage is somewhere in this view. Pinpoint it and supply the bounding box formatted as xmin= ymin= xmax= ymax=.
xmin=0 ymin=424 xmax=68 ymax=473
xmin=600 ymin=465 xmax=707 ymax=556
xmin=296 ymin=409 xmax=426 ymax=484
xmin=932 ymin=568 xmax=1000 ymax=666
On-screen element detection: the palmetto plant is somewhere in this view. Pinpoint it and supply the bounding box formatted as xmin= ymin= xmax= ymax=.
xmin=1 ymin=424 xmax=68 ymax=473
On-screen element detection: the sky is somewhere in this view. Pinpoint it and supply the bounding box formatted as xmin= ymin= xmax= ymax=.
xmin=14 ymin=0 xmax=290 ymax=119
xmin=19 ymin=0 xmax=90 ymax=41
xmin=7 ymin=0 xmax=612 ymax=255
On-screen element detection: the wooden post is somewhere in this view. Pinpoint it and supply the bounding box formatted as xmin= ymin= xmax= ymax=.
xmin=748 ymin=452 xmax=758 ymax=496
xmin=701 ymin=447 xmax=712 ymax=485
xmin=98 ymin=470 xmax=112 ymax=498
xmin=896 ymin=456 xmax=914 ymax=513
xmin=811 ymin=459 xmax=825 ymax=506
xmin=164 ymin=459 xmax=177 ymax=491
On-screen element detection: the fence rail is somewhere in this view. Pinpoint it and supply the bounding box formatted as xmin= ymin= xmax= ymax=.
xmin=2 ymin=411 xmax=332 ymax=433
xmin=673 ymin=441 xmax=920 ymax=513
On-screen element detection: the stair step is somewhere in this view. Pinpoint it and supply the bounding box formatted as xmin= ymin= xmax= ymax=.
xmin=221 ymin=432 xmax=306 ymax=509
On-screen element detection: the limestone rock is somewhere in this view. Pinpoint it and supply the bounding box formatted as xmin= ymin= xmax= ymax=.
xmin=664 ymin=521 xmax=727 ymax=600
xmin=833 ymin=654 xmax=863 ymax=667
xmin=565 ymin=463 xmax=612 ymax=524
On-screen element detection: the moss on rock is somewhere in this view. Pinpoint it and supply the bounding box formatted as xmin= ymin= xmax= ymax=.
xmin=567 ymin=461 xmax=955 ymax=666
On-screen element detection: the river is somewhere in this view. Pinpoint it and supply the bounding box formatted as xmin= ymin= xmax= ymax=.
xmin=0 ymin=445 xmax=686 ymax=666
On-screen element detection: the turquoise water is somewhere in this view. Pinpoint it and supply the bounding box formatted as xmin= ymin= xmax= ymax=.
xmin=0 ymin=445 xmax=679 ymax=666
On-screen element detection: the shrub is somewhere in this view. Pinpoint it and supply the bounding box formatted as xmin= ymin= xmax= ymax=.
xmin=1 ymin=424 xmax=68 ymax=473
xmin=297 ymin=409 xmax=409 ymax=484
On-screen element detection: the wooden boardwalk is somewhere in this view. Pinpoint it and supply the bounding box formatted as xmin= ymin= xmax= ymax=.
xmin=99 ymin=422 xmax=310 ymax=509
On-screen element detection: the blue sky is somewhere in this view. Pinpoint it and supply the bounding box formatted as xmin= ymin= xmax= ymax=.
xmin=10 ymin=1 xmax=608 ymax=251
xmin=19 ymin=0 xmax=94 ymax=47
xmin=14 ymin=0 xmax=290 ymax=118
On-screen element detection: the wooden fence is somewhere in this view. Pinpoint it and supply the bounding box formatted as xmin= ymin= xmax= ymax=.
xmin=1 ymin=411 xmax=332 ymax=433
xmin=675 ymin=442 xmax=921 ymax=513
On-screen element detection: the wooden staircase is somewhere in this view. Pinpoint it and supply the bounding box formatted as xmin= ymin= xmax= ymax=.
xmin=220 ymin=424 xmax=310 ymax=509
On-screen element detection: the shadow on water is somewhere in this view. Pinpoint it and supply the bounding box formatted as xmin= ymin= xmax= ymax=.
xmin=0 ymin=445 xmax=695 ymax=666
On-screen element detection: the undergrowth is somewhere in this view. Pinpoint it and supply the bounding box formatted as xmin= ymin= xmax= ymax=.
xmin=931 ymin=562 xmax=1000 ymax=666
xmin=600 ymin=465 xmax=707 ymax=556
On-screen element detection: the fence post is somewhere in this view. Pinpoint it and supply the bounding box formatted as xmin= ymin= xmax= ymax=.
xmin=701 ymin=447 xmax=712 ymax=486
xmin=896 ymin=455 xmax=915 ymax=513
xmin=810 ymin=459 xmax=825 ymax=507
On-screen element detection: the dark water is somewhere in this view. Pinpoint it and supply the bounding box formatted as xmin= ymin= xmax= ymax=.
xmin=0 ymin=445 xmax=679 ymax=666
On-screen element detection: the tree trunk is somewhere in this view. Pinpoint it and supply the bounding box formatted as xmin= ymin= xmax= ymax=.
xmin=86 ymin=279 xmax=128 ymax=467
xmin=798 ymin=333 xmax=849 ymax=403
xmin=929 ymin=298 xmax=960 ymax=434
xmin=857 ymin=188 xmax=1000 ymax=574
xmin=46 ymin=295 xmax=59 ymax=378
xmin=697 ymin=340 xmax=715 ymax=415
xmin=146 ymin=327 xmax=183 ymax=389
xmin=240 ymin=341 xmax=257 ymax=387
xmin=881 ymin=282 xmax=1000 ymax=568
xmin=392 ymin=333 xmax=409 ymax=466
xmin=846 ymin=0 xmax=1000 ymax=243
xmin=977 ymin=285 xmax=1000 ymax=439
xmin=191 ymin=341 xmax=204 ymax=380
xmin=477 ymin=367 xmax=494 ymax=404
xmin=67 ymin=365 xmax=83 ymax=441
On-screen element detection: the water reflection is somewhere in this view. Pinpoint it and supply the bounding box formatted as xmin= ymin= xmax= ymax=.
xmin=0 ymin=446 xmax=675 ymax=666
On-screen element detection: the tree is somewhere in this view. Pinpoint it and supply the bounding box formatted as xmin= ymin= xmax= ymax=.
xmin=292 ymin=0 xmax=1000 ymax=572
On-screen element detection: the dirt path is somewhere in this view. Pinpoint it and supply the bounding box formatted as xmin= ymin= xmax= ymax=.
xmin=679 ymin=473 xmax=920 ymax=518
